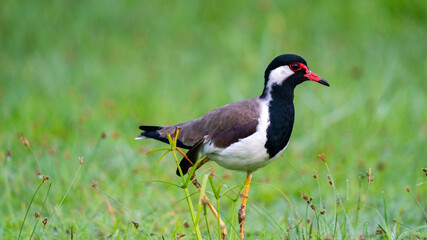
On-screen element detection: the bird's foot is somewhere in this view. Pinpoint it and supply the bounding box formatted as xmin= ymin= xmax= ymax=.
xmin=238 ymin=206 xmax=246 ymax=239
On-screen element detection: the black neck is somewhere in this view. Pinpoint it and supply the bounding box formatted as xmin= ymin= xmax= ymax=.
xmin=260 ymin=76 xmax=299 ymax=100
xmin=263 ymin=82 xmax=296 ymax=158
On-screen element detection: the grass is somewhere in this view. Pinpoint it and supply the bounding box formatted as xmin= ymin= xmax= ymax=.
xmin=1 ymin=0 xmax=426 ymax=238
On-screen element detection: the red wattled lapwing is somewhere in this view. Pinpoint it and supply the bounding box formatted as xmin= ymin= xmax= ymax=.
xmin=136 ymin=54 xmax=329 ymax=239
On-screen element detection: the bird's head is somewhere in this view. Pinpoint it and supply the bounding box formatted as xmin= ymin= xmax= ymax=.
xmin=261 ymin=54 xmax=329 ymax=98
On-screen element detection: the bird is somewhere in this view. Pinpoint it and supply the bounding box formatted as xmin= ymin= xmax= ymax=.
xmin=136 ymin=54 xmax=329 ymax=239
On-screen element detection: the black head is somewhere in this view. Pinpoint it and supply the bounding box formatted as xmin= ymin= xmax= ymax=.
xmin=261 ymin=54 xmax=329 ymax=98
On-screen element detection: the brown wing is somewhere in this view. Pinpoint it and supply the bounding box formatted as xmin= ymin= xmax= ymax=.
xmin=159 ymin=97 xmax=261 ymax=148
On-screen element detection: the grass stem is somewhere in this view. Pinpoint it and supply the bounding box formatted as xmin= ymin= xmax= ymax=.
xmin=183 ymin=187 xmax=202 ymax=239
xmin=41 ymin=163 xmax=83 ymax=238
xmin=29 ymin=182 xmax=52 ymax=239
xmin=18 ymin=179 xmax=45 ymax=240
xmin=166 ymin=130 xmax=202 ymax=239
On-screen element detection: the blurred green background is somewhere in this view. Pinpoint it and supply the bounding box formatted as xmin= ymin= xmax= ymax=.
xmin=1 ymin=0 xmax=426 ymax=238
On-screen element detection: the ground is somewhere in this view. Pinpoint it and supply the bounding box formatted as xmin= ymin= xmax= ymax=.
xmin=1 ymin=0 xmax=426 ymax=239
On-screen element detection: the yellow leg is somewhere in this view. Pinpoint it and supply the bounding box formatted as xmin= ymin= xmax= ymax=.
xmin=239 ymin=172 xmax=252 ymax=240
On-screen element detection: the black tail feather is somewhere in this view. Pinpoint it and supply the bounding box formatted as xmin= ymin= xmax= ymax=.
xmin=138 ymin=125 xmax=201 ymax=176
xmin=177 ymin=158 xmax=193 ymax=176
xmin=139 ymin=125 xmax=162 ymax=131
xmin=176 ymin=140 xmax=203 ymax=176
xmin=137 ymin=125 xmax=170 ymax=145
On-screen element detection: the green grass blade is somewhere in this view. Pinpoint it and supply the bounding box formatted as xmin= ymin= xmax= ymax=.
xmin=382 ymin=191 xmax=388 ymax=228
xmin=147 ymin=148 xmax=172 ymax=155
xmin=18 ymin=179 xmax=45 ymax=240
xmin=29 ymin=182 xmax=52 ymax=239
xmin=193 ymin=174 xmax=209 ymax=232
xmin=378 ymin=224 xmax=390 ymax=240
xmin=41 ymin=163 xmax=83 ymax=237
xmin=140 ymin=180 xmax=181 ymax=188
xmin=154 ymin=150 xmax=171 ymax=166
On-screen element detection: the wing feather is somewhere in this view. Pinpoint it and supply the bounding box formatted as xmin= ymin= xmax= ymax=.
xmin=159 ymin=97 xmax=261 ymax=148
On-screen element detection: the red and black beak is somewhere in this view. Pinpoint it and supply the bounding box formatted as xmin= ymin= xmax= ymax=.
xmin=304 ymin=70 xmax=330 ymax=86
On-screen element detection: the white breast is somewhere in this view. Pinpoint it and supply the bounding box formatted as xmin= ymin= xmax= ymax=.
xmin=201 ymin=100 xmax=282 ymax=172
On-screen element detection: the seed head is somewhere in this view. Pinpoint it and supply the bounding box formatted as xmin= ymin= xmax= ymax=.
xmin=209 ymin=167 xmax=216 ymax=178
xmin=366 ymin=169 xmax=371 ymax=177
xmin=183 ymin=222 xmax=190 ymax=228
xmin=310 ymin=204 xmax=316 ymax=211
xmin=132 ymin=220 xmax=139 ymax=229
xmin=42 ymin=218 xmax=48 ymax=226
xmin=375 ymin=229 xmax=383 ymax=235
xmin=406 ymin=186 xmax=411 ymax=193
xmin=91 ymin=181 xmax=98 ymax=189
xmin=317 ymin=153 xmax=326 ymax=163
xmin=20 ymin=134 xmax=30 ymax=147
xmin=422 ymin=168 xmax=427 ymax=176
xmin=367 ymin=168 xmax=374 ymax=183
xmin=301 ymin=192 xmax=309 ymax=201
xmin=35 ymin=211 xmax=40 ymax=219
xmin=177 ymin=233 xmax=185 ymax=239
xmin=78 ymin=156 xmax=84 ymax=165
xmin=312 ymin=170 xmax=318 ymax=179
xmin=321 ymin=209 xmax=326 ymax=215
xmin=36 ymin=168 xmax=42 ymax=178
xmin=327 ymin=176 xmax=333 ymax=186
xmin=43 ymin=176 xmax=49 ymax=183
xmin=101 ymin=131 xmax=107 ymax=139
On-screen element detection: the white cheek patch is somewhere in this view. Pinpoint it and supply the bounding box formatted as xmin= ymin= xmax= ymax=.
xmin=267 ymin=65 xmax=294 ymax=89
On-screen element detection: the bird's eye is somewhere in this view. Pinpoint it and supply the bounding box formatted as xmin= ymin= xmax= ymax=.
xmin=289 ymin=63 xmax=302 ymax=72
